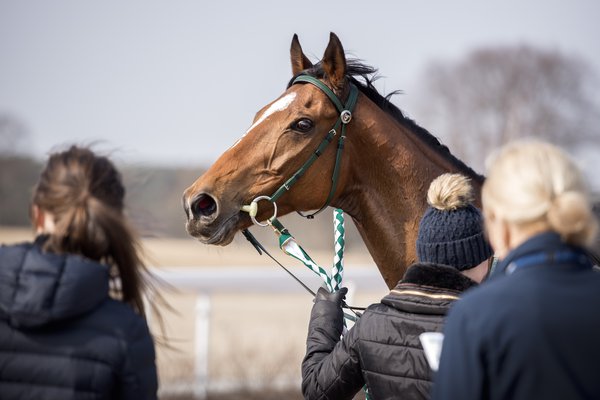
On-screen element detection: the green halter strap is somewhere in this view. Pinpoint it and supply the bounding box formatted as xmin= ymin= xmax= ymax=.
xmin=269 ymin=75 xmax=359 ymax=218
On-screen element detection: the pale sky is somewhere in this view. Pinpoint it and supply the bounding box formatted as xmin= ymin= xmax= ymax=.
xmin=1 ymin=0 xmax=599 ymax=168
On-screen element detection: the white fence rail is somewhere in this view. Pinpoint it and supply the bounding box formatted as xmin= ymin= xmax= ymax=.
xmin=151 ymin=265 xmax=385 ymax=293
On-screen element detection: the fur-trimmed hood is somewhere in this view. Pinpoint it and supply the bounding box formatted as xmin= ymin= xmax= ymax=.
xmin=381 ymin=262 xmax=478 ymax=315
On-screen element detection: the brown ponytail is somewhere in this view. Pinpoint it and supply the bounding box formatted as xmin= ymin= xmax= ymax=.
xmin=32 ymin=146 xmax=149 ymax=316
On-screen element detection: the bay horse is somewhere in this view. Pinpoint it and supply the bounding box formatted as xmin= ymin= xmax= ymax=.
xmin=183 ymin=33 xmax=484 ymax=289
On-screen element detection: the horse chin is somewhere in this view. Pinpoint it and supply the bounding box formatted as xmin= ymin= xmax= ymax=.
xmin=198 ymin=231 xmax=235 ymax=246
xmin=185 ymin=213 xmax=242 ymax=246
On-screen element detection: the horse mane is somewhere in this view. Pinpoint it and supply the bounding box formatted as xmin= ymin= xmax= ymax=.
xmin=288 ymin=59 xmax=485 ymax=184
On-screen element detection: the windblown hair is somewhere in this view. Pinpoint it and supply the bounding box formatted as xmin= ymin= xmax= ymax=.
xmin=32 ymin=146 xmax=149 ymax=316
xmin=483 ymin=139 xmax=598 ymax=247
xmin=427 ymin=173 xmax=475 ymax=211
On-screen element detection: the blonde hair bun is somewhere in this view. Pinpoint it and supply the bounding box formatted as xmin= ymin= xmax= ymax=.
xmin=548 ymin=191 xmax=598 ymax=245
xmin=427 ymin=173 xmax=474 ymax=211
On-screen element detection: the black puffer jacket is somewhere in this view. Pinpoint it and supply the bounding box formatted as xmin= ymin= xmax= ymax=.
xmin=0 ymin=240 xmax=157 ymax=399
xmin=302 ymin=263 xmax=477 ymax=400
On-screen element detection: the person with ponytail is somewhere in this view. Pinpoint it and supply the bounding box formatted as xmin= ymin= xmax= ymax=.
xmin=301 ymin=173 xmax=493 ymax=400
xmin=0 ymin=146 xmax=158 ymax=399
xmin=432 ymin=140 xmax=600 ymax=400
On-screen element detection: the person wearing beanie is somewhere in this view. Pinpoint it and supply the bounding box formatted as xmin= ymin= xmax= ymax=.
xmin=416 ymin=173 xmax=494 ymax=282
xmin=302 ymin=173 xmax=494 ymax=400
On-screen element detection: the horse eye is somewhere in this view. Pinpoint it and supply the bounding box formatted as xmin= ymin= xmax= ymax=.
xmin=292 ymin=118 xmax=314 ymax=133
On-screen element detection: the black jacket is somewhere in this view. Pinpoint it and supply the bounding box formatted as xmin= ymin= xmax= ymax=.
xmin=302 ymin=263 xmax=477 ymax=400
xmin=0 ymin=239 xmax=157 ymax=399
xmin=432 ymin=232 xmax=600 ymax=400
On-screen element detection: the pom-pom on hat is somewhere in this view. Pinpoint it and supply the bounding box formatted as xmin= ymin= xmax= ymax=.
xmin=416 ymin=173 xmax=493 ymax=271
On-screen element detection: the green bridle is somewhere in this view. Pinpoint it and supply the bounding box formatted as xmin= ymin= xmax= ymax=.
xmin=241 ymin=75 xmax=359 ymax=223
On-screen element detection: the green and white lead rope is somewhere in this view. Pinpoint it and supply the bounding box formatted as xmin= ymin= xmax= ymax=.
xmin=274 ymin=209 xmax=357 ymax=325
xmin=279 ymin=209 xmax=344 ymax=292
xmin=274 ymin=209 xmax=370 ymax=399
xmin=332 ymin=208 xmax=345 ymax=292
xmin=241 ymin=204 xmax=370 ymax=398
xmin=240 ymin=198 xmax=347 ymax=296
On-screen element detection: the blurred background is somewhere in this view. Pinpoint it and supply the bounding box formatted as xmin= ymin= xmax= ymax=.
xmin=1 ymin=1 xmax=599 ymax=399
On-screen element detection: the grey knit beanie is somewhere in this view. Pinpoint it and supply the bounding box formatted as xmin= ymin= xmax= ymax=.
xmin=416 ymin=174 xmax=493 ymax=271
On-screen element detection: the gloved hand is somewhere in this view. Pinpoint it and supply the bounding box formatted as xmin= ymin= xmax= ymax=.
xmin=314 ymin=286 xmax=348 ymax=308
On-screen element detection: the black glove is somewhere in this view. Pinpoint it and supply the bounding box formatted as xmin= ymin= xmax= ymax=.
xmin=314 ymin=286 xmax=348 ymax=308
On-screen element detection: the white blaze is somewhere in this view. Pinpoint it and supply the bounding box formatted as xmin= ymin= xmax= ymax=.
xmin=230 ymin=92 xmax=296 ymax=149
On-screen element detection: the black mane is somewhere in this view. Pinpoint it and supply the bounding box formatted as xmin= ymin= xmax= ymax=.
xmin=288 ymin=59 xmax=485 ymax=184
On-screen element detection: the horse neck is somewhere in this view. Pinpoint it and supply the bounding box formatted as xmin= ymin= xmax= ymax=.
xmin=333 ymin=98 xmax=482 ymax=289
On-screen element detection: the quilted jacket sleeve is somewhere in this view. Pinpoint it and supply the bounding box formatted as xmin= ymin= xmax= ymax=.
xmin=302 ymin=299 xmax=364 ymax=400
xmin=117 ymin=316 xmax=158 ymax=400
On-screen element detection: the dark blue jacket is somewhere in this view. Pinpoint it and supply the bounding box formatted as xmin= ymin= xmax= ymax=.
xmin=0 ymin=239 xmax=157 ymax=399
xmin=432 ymin=232 xmax=600 ymax=400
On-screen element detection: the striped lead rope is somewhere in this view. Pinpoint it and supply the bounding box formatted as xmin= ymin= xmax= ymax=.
xmin=276 ymin=208 xmax=345 ymax=293
xmin=271 ymin=209 xmax=356 ymax=322
xmin=270 ymin=209 xmax=370 ymax=399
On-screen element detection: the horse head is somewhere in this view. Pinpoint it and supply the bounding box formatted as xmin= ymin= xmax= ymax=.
xmin=183 ymin=33 xmax=484 ymax=288
xmin=183 ymin=33 xmax=355 ymax=246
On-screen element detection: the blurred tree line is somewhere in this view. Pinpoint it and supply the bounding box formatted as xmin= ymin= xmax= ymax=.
xmin=412 ymin=45 xmax=600 ymax=253
xmin=1 ymin=44 xmax=599 ymax=253
xmin=414 ymin=45 xmax=600 ymax=173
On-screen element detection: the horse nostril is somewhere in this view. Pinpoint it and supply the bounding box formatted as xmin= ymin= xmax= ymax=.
xmin=191 ymin=193 xmax=218 ymax=218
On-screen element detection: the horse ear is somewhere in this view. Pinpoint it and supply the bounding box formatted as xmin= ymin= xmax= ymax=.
xmin=290 ymin=34 xmax=313 ymax=75
xmin=322 ymin=32 xmax=347 ymax=90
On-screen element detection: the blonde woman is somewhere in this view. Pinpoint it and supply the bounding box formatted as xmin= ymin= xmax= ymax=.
xmin=432 ymin=140 xmax=600 ymax=400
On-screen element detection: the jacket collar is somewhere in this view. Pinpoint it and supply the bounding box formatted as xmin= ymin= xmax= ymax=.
xmin=489 ymin=231 xmax=587 ymax=279
xmin=381 ymin=263 xmax=477 ymax=315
